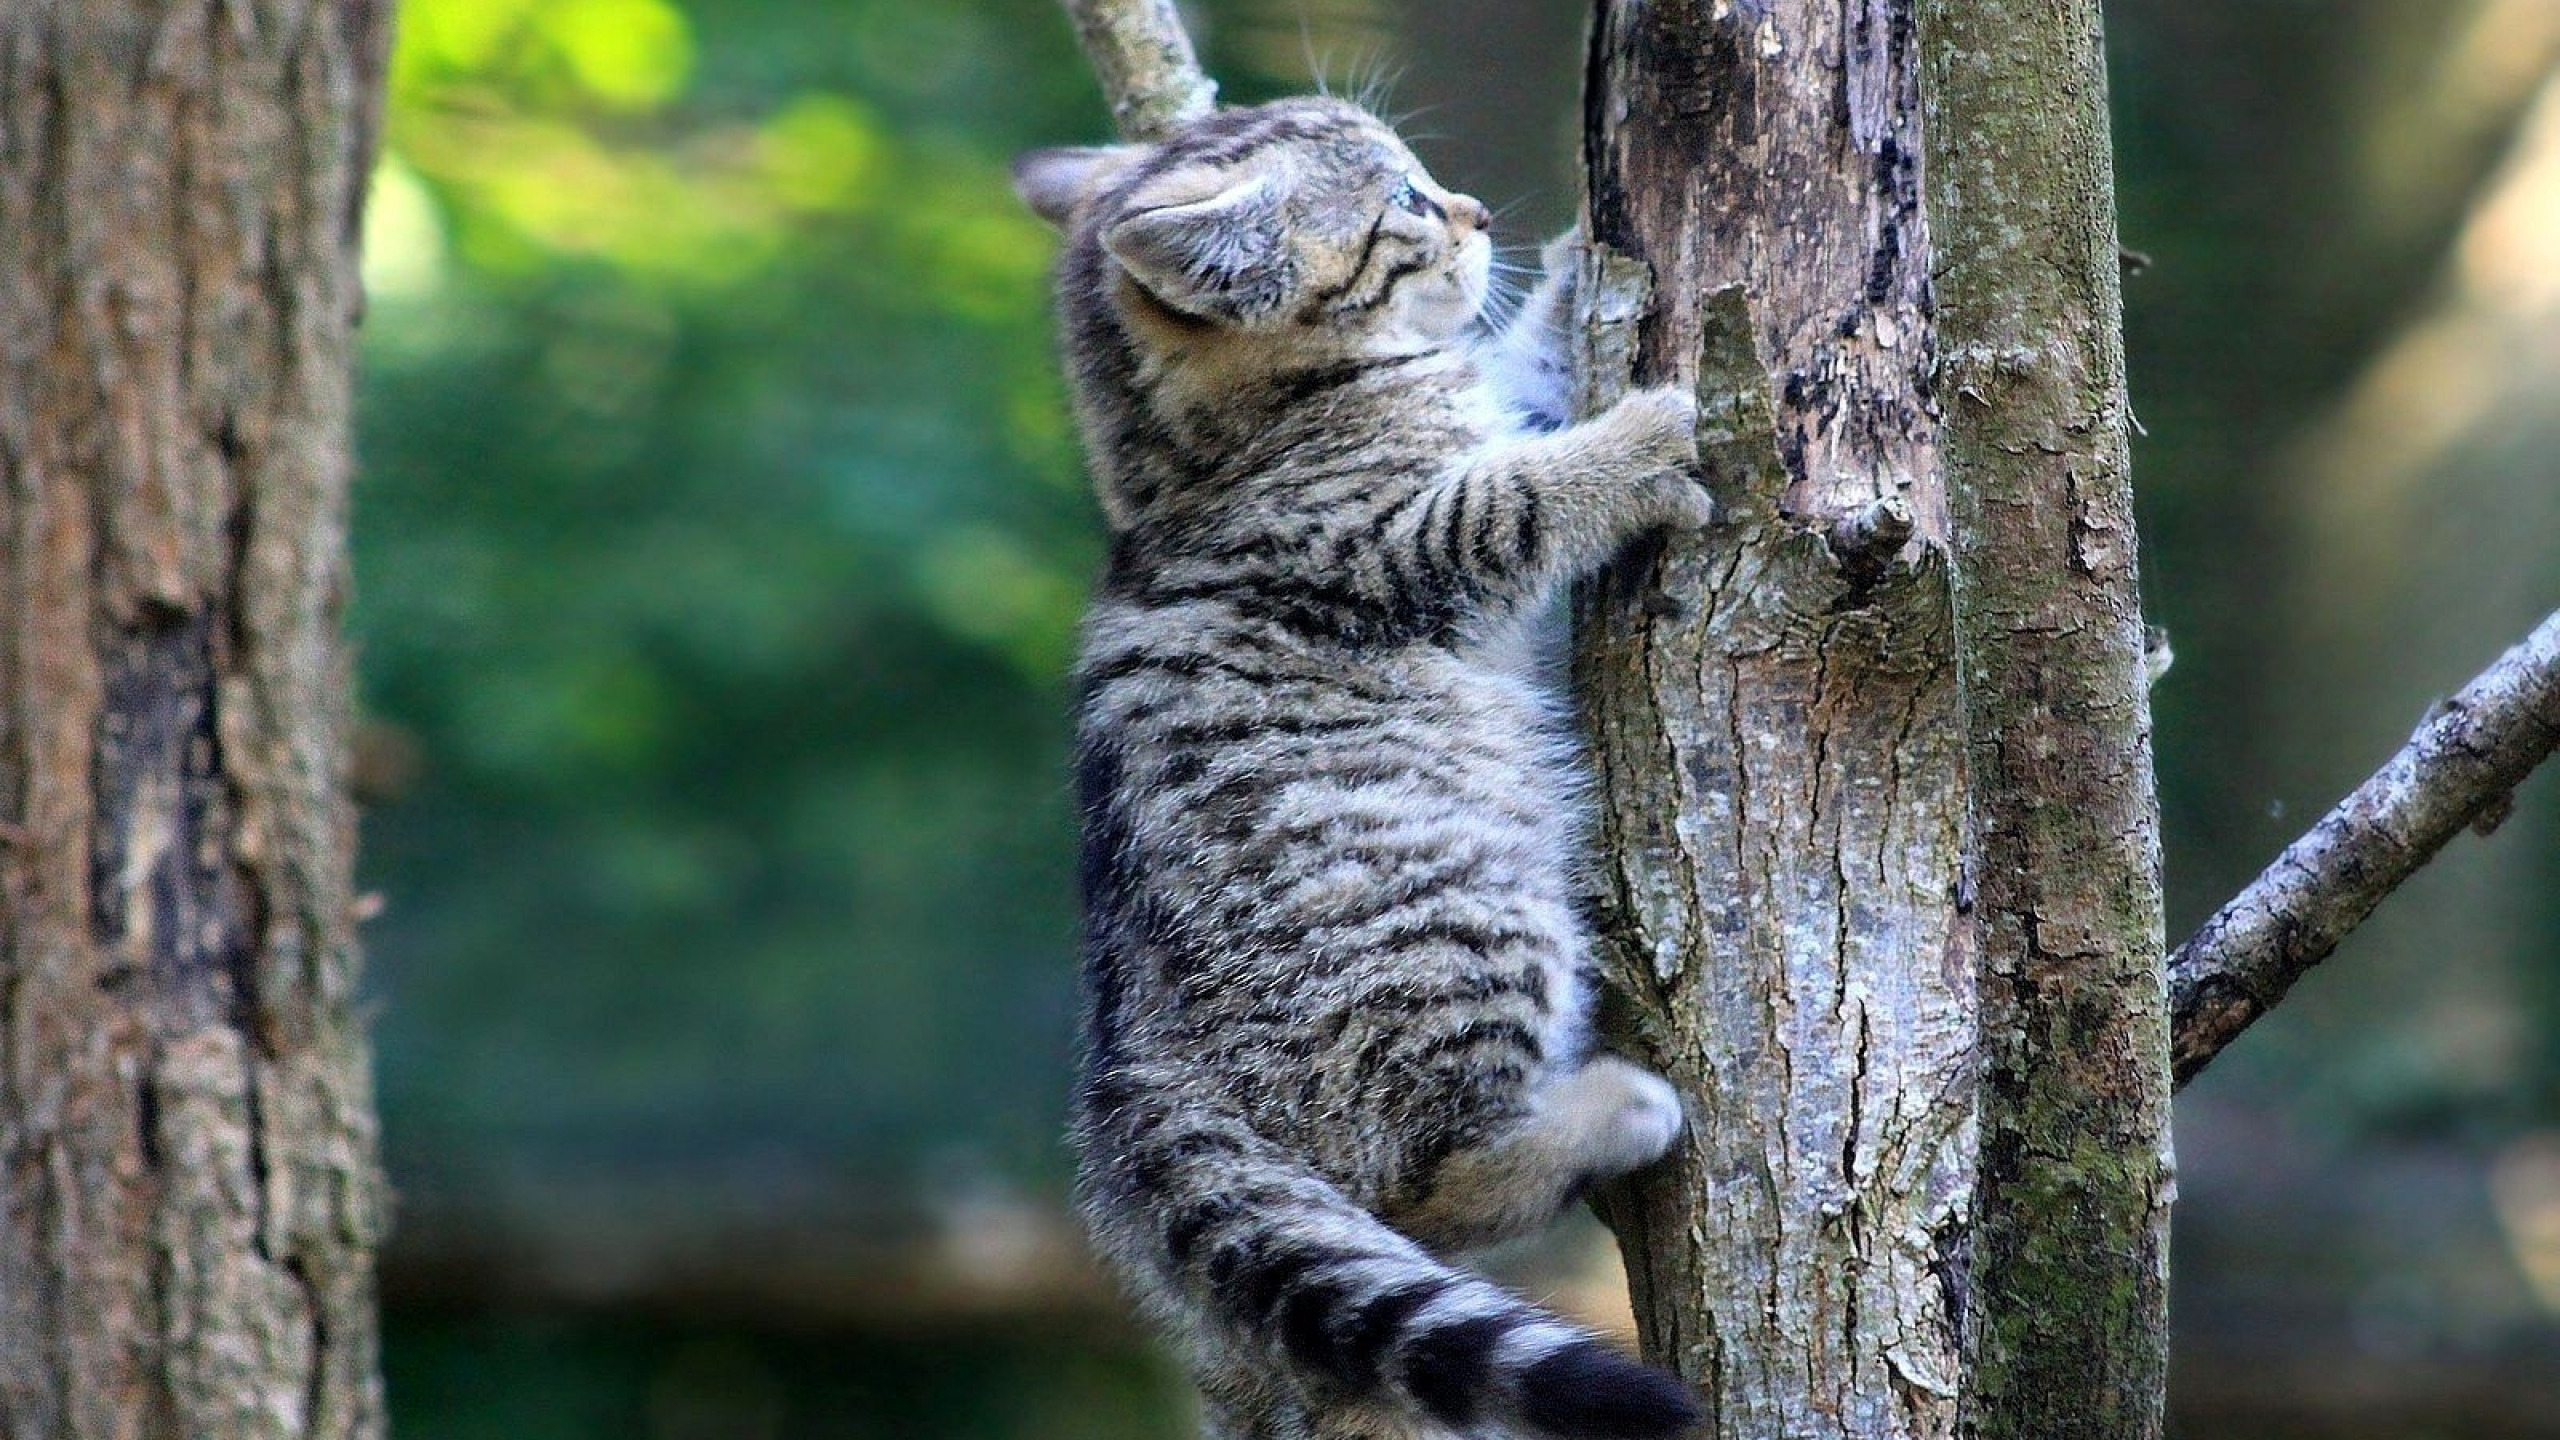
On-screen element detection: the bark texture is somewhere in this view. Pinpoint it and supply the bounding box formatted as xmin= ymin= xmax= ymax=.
xmin=0 ymin=5 xmax=393 ymax=1438
xmin=1060 ymin=0 xmax=1216 ymax=142
xmin=1917 ymin=1 xmax=2173 ymax=1436
xmin=1573 ymin=4 xmax=1974 ymax=1437
xmin=2171 ymin=607 xmax=2560 ymax=1087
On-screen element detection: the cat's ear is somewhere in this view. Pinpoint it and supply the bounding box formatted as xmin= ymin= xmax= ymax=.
xmin=1012 ymin=146 xmax=1137 ymax=227
xmin=1102 ymin=173 xmax=1293 ymax=323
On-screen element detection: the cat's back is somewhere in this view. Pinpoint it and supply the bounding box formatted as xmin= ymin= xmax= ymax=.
xmin=1076 ymin=589 xmax=1580 ymax=986
xmin=1071 ymin=346 xmax=1572 ymax=983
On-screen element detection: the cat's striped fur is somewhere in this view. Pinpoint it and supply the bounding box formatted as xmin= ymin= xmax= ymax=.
xmin=1017 ymin=98 xmax=1708 ymax=1440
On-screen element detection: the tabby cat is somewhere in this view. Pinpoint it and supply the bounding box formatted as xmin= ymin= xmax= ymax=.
xmin=1016 ymin=97 xmax=1709 ymax=1440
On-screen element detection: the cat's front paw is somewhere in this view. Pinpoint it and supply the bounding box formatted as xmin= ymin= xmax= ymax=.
xmin=1599 ymin=386 xmax=1712 ymax=531
xmin=1642 ymin=472 xmax=1717 ymax=532
xmin=1602 ymin=385 xmax=1701 ymax=473
xmin=1539 ymin=229 xmax=1584 ymax=285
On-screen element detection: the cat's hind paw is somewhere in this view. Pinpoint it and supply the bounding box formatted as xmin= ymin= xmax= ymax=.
xmin=1579 ymin=1055 xmax=1687 ymax=1175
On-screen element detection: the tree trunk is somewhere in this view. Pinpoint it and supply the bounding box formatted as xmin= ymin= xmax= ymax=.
xmin=1573 ymin=3 xmax=1970 ymax=1436
xmin=0 ymin=6 xmax=394 ymax=1439
xmin=1574 ymin=0 xmax=2167 ymax=1435
xmin=1920 ymin=1 xmax=2173 ymax=1434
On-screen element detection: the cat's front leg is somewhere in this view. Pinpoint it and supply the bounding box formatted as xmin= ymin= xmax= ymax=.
xmin=1385 ymin=384 xmax=1705 ymax=617
xmin=1481 ymin=382 xmax=1711 ymax=582
xmin=1483 ymin=231 xmax=1584 ymax=430
xmin=1576 ymin=384 xmax=1715 ymax=530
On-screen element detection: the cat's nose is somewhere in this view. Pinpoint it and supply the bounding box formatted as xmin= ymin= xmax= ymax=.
xmin=1448 ymin=193 xmax=1490 ymax=233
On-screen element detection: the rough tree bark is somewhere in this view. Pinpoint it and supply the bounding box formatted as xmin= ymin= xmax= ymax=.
xmin=1570 ymin=2 xmax=1973 ymax=1439
xmin=0 ymin=6 xmax=394 ymax=1439
xmin=1575 ymin=0 xmax=2172 ymax=1435
xmin=1064 ymin=0 xmax=1215 ymax=141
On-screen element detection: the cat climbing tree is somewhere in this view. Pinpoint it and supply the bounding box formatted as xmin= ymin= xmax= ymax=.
xmin=1051 ymin=1 xmax=2560 ymax=1435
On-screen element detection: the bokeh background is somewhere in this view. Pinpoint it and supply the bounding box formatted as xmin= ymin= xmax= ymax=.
xmin=353 ymin=0 xmax=2560 ymax=1435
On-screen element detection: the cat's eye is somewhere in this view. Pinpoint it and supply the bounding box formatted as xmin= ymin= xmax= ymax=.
xmin=1389 ymin=178 xmax=1434 ymax=217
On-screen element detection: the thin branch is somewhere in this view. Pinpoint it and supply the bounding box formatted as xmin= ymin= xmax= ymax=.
xmin=2172 ymin=608 xmax=2560 ymax=1088
xmin=1060 ymin=0 xmax=1217 ymax=142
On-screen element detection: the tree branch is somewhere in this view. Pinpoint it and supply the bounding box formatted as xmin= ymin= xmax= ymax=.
xmin=2172 ymin=608 xmax=2560 ymax=1088
xmin=1059 ymin=0 xmax=1216 ymax=142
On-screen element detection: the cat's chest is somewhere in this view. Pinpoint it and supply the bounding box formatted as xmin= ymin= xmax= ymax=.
xmin=1407 ymin=645 xmax=1583 ymax=817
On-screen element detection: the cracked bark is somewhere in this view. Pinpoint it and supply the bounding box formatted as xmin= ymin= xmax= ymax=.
xmin=0 ymin=5 xmax=393 ymax=1438
xmin=1573 ymin=3 xmax=1973 ymax=1437
xmin=1578 ymin=0 xmax=2171 ymax=1433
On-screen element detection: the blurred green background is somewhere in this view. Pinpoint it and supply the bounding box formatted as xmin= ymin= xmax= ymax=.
xmin=354 ymin=0 xmax=2560 ymax=1435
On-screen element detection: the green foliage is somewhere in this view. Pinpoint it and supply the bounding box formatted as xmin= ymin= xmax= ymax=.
xmin=358 ymin=0 xmax=1111 ymax=1205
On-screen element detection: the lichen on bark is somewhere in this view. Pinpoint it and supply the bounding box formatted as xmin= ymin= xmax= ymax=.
xmin=1917 ymin=0 xmax=2174 ymax=1435
xmin=1061 ymin=0 xmax=1217 ymax=141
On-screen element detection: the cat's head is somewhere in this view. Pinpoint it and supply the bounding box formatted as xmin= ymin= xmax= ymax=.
xmin=1014 ymin=98 xmax=1492 ymax=344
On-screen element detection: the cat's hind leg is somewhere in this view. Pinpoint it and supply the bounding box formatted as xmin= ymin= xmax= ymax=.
xmin=1390 ymin=1056 xmax=1685 ymax=1253
xmin=1196 ymin=1355 xmax=1305 ymax=1440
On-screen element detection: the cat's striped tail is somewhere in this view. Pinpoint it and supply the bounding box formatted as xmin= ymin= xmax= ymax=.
xmin=1080 ymin=1094 xmax=1701 ymax=1440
